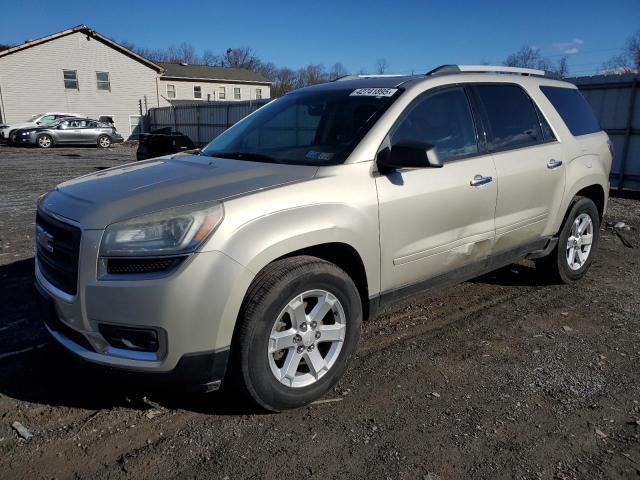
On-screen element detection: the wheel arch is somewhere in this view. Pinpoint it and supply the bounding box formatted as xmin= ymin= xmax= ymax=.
xmin=277 ymin=242 xmax=371 ymax=321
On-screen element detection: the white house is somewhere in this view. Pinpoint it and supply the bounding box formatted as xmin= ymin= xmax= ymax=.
xmin=159 ymin=63 xmax=270 ymax=105
xmin=0 ymin=25 xmax=272 ymax=139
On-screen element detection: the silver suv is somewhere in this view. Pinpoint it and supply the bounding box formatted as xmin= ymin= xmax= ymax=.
xmin=35 ymin=65 xmax=612 ymax=411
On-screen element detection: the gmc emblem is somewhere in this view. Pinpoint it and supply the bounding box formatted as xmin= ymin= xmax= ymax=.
xmin=36 ymin=224 xmax=54 ymax=253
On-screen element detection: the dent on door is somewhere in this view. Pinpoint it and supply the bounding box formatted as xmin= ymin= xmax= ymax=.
xmin=376 ymin=156 xmax=497 ymax=292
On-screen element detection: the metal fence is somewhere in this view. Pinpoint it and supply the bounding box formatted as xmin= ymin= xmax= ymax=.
xmin=148 ymin=75 xmax=640 ymax=191
xmin=572 ymin=73 xmax=640 ymax=192
xmin=147 ymin=99 xmax=271 ymax=146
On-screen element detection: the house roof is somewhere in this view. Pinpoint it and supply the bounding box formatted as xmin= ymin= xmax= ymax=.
xmin=159 ymin=62 xmax=271 ymax=84
xmin=0 ymin=25 xmax=164 ymax=73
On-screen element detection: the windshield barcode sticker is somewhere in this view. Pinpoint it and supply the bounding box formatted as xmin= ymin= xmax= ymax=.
xmin=350 ymin=88 xmax=398 ymax=97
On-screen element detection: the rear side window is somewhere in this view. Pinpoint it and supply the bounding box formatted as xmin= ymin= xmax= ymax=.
xmin=391 ymin=87 xmax=478 ymax=161
xmin=473 ymin=85 xmax=543 ymax=151
xmin=540 ymin=86 xmax=601 ymax=136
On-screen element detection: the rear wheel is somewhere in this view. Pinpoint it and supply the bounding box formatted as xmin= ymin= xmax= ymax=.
xmin=97 ymin=135 xmax=111 ymax=148
xmin=535 ymin=196 xmax=600 ymax=283
xmin=8 ymin=130 xmax=17 ymax=145
xmin=36 ymin=134 xmax=53 ymax=149
xmin=228 ymin=256 xmax=362 ymax=411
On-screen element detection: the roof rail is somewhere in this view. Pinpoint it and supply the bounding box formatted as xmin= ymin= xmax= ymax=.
xmin=334 ymin=73 xmax=406 ymax=82
xmin=426 ymin=64 xmax=546 ymax=77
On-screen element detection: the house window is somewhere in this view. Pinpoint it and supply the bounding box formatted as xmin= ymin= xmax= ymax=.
xmin=218 ymin=87 xmax=226 ymax=100
xmin=256 ymin=88 xmax=262 ymax=99
xmin=63 ymin=70 xmax=78 ymax=90
xmin=234 ymin=87 xmax=241 ymax=100
xmin=96 ymin=72 xmax=110 ymax=91
xmin=194 ymin=85 xmax=202 ymax=99
xmin=167 ymin=84 xmax=176 ymax=99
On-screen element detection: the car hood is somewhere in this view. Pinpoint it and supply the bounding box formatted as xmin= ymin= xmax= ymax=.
xmin=4 ymin=121 xmax=36 ymax=131
xmin=40 ymin=154 xmax=319 ymax=229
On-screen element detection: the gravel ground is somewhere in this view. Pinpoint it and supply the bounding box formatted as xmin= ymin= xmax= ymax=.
xmin=0 ymin=144 xmax=639 ymax=479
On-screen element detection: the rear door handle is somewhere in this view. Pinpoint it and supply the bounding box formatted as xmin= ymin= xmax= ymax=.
xmin=470 ymin=175 xmax=493 ymax=187
xmin=547 ymin=159 xmax=563 ymax=169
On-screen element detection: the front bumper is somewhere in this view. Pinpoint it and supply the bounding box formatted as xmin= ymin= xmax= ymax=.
xmin=35 ymin=238 xmax=253 ymax=389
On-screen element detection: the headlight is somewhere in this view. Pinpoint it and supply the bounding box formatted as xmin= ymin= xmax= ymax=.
xmin=100 ymin=202 xmax=224 ymax=257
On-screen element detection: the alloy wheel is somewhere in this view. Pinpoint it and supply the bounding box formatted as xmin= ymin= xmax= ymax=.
xmin=268 ymin=289 xmax=346 ymax=388
xmin=566 ymin=213 xmax=594 ymax=270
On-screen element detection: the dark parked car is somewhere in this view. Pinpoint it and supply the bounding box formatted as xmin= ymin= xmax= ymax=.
xmin=136 ymin=128 xmax=196 ymax=160
xmin=15 ymin=118 xmax=124 ymax=148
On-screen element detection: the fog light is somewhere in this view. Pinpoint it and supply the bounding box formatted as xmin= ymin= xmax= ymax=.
xmin=98 ymin=324 xmax=159 ymax=352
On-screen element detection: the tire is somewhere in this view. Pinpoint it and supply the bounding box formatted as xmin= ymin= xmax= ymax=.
xmin=97 ymin=135 xmax=111 ymax=149
xmin=8 ymin=130 xmax=17 ymax=145
xmin=36 ymin=134 xmax=53 ymax=149
xmin=535 ymin=196 xmax=600 ymax=283
xmin=228 ymin=255 xmax=362 ymax=411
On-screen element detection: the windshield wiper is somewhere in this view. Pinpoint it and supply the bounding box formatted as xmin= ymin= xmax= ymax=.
xmin=203 ymin=151 xmax=283 ymax=164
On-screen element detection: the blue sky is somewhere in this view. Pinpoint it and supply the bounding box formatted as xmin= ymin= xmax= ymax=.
xmin=0 ymin=0 xmax=637 ymax=76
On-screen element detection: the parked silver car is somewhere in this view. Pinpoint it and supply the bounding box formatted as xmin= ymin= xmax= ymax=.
xmin=16 ymin=117 xmax=124 ymax=148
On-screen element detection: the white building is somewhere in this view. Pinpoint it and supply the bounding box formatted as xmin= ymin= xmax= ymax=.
xmin=159 ymin=63 xmax=270 ymax=105
xmin=0 ymin=25 xmax=272 ymax=139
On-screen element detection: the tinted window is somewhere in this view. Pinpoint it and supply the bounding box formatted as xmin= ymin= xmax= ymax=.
xmin=202 ymin=88 xmax=400 ymax=165
xmin=540 ymin=86 xmax=600 ymax=136
xmin=474 ymin=85 xmax=543 ymax=151
xmin=391 ymin=87 xmax=478 ymax=161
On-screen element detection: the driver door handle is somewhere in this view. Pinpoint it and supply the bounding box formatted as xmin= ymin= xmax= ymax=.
xmin=470 ymin=175 xmax=493 ymax=187
xmin=547 ymin=159 xmax=563 ymax=169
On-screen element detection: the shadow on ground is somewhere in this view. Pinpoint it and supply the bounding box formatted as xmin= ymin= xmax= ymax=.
xmin=0 ymin=257 xmax=260 ymax=416
xmin=0 ymin=257 xmax=553 ymax=415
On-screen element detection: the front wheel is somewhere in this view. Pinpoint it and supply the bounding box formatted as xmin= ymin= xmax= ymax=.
xmin=97 ymin=135 xmax=111 ymax=148
xmin=36 ymin=134 xmax=53 ymax=148
xmin=228 ymin=256 xmax=362 ymax=411
xmin=535 ymin=196 xmax=600 ymax=283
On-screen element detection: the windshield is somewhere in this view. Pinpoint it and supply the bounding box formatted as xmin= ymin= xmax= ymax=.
xmin=201 ymin=87 xmax=401 ymax=165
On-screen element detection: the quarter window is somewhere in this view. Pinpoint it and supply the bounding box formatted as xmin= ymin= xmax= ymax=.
xmin=218 ymin=86 xmax=226 ymax=99
xmin=166 ymin=84 xmax=176 ymax=99
xmin=391 ymin=87 xmax=478 ymax=162
xmin=63 ymin=70 xmax=78 ymax=90
xmin=194 ymin=85 xmax=202 ymax=99
xmin=473 ymin=85 xmax=543 ymax=151
xmin=96 ymin=72 xmax=110 ymax=91
xmin=540 ymin=86 xmax=600 ymax=136
xmin=234 ymin=87 xmax=241 ymax=100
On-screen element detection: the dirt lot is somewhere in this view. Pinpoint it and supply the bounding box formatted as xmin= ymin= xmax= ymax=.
xmin=0 ymin=144 xmax=639 ymax=479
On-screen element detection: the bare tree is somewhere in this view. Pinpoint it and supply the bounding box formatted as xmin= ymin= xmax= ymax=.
xmin=221 ymin=47 xmax=262 ymax=70
xmin=556 ymin=56 xmax=569 ymax=78
xmin=272 ymin=68 xmax=298 ymax=97
xmin=504 ymin=45 xmax=545 ymax=69
xmin=602 ymin=30 xmax=640 ymax=73
xmin=166 ymin=42 xmax=199 ymax=64
xmin=375 ymin=58 xmax=389 ymax=74
xmin=297 ymin=64 xmax=328 ymax=87
xmin=329 ymin=62 xmax=348 ymax=80
xmin=202 ymin=49 xmax=221 ymax=66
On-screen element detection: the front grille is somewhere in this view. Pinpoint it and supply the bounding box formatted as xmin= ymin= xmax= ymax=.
xmin=36 ymin=210 xmax=81 ymax=296
xmin=106 ymin=256 xmax=185 ymax=275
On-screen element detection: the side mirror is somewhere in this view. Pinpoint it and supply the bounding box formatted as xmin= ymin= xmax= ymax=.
xmin=378 ymin=141 xmax=442 ymax=173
